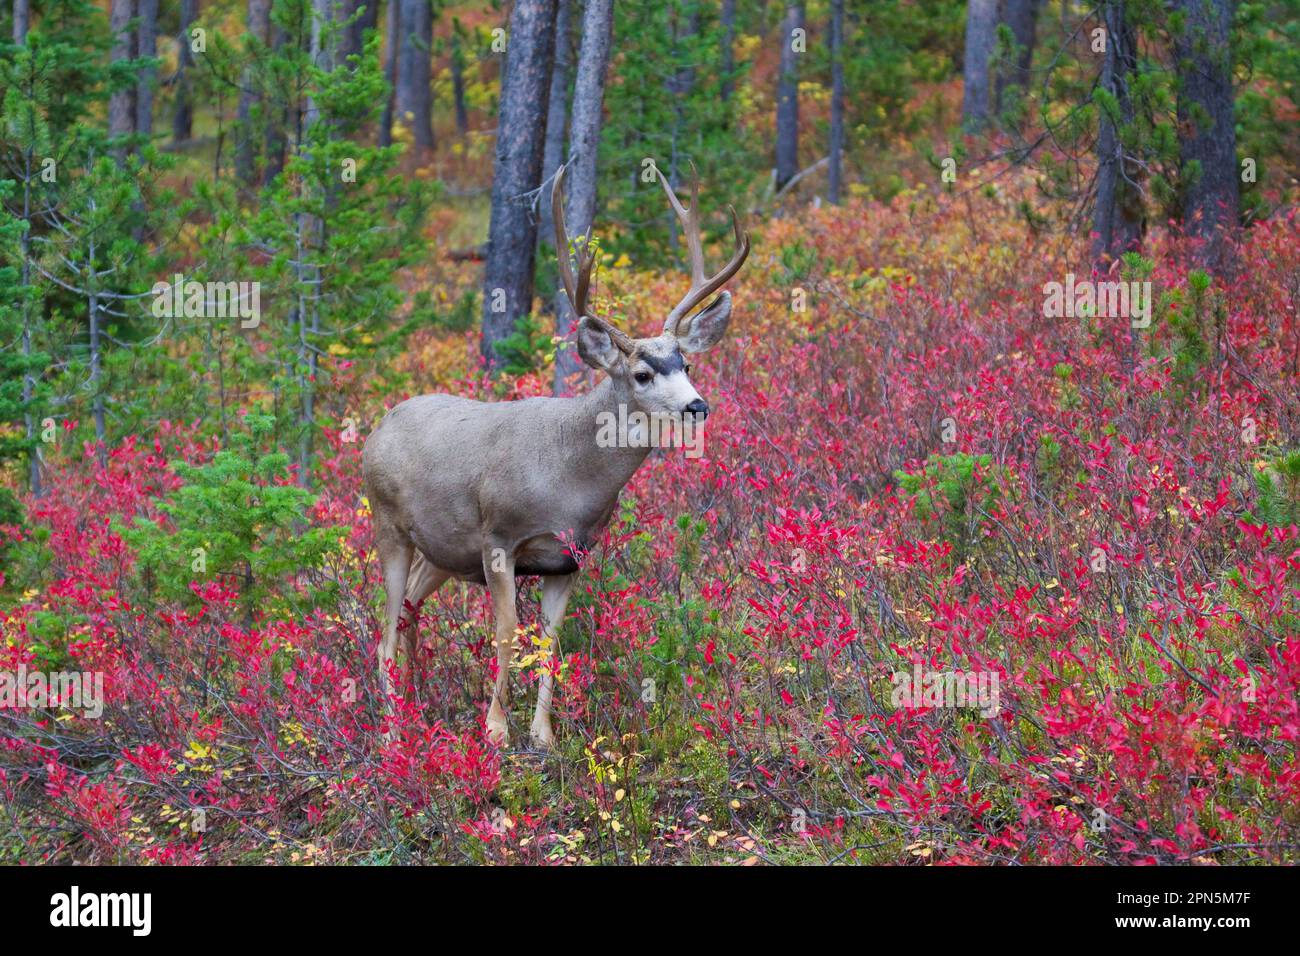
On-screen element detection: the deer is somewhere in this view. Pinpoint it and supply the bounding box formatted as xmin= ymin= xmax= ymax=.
xmin=362 ymin=163 xmax=749 ymax=749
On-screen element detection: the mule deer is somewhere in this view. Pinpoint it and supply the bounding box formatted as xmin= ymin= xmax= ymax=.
xmin=363 ymin=163 xmax=749 ymax=748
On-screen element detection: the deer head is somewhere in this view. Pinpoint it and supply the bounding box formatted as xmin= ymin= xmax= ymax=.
xmin=553 ymin=162 xmax=750 ymax=420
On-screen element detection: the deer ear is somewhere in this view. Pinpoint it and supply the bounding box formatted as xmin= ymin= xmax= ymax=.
xmin=576 ymin=315 xmax=623 ymax=372
xmin=677 ymin=292 xmax=733 ymax=353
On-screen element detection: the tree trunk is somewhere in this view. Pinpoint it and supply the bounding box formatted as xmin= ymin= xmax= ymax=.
xmin=307 ymin=0 xmax=336 ymax=124
xmin=553 ymin=0 xmax=613 ymax=393
xmin=297 ymin=0 xmax=337 ymax=484
xmin=89 ymin=291 xmax=106 ymax=467
xmin=86 ymin=213 xmax=106 ymax=467
xmin=265 ymin=21 xmax=289 ymax=179
xmin=1174 ymin=0 xmax=1238 ymax=270
xmin=995 ymin=0 xmax=1039 ymax=111
xmin=669 ymin=4 xmax=702 ymax=99
xmin=962 ymin=0 xmax=997 ymax=132
xmin=774 ymin=3 xmax=802 ymax=190
xmin=479 ymin=0 xmax=558 ymax=371
xmin=1091 ymin=0 xmax=1144 ymax=262
xmin=174 ymin=0 xmax=197 ymax=143
xmin=663 ymin=2 xmax=702 ymax=241
xmin=342 ymin=0 xmax=379 ymax=64
xmin=17 ymin=78 xmax=36 ymax=491
xmin=720 ymin=0 xmax=737 ymax=102
xmin=395 ymin=0 xmax=415 ymax=120
xmin=136 ymin=0 xmax=159 ymax=138
xmin=539 ymin=0 xmax=573 ymax=251
xmin=396 ymin=0 xmax=434 ymax=153
xmin=109 ymin=0 xmax=136 ymax=145
xmin=450 ymin=18 xmax=471 ymax=135
xmin=379 ymin=0 xmax=399 ymax=146
xmin=236 ymin=0 xmax=273 ymax=184
xmin=828 ymin=0 xmax=844 ymax=203
xmin=13 ymin=0 xmax=30 ymax=44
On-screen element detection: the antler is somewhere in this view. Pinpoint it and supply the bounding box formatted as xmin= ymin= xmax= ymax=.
xmin=552 ymin=163 xmax=634 ymax=353
xmin=656 ymin=161 xmax=751 ymax=337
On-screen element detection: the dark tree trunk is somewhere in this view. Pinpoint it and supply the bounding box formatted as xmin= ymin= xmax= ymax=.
xmin=539 ymin=0 xmax=573 ymax=250
xmin=479 ymin=0 xmax=558 ymax=371
xmin=396 ymin=0 xmax=434 ymax=153
xmin=109 ymin=0 xmax=136 ymax=145
xmin=136 ymin=0 xmax=159 ymax=138
xmin=450 ymin=18 xmax=471 ymax=135
xmin=962 ymin=0 xmax=997 ymax=131
xmin=774 ymin=3 xmax=802 ymax=189
xmin=669 ymin=4 xmax=702 ymax=99
xmin=379 ymin=0 xmax=399 ymax=146
xmin=1174 ymin=0 xmax=1238 ymax=270
xmin=720 ymin=0 xmax=737 ymax=102
xmin=338 ymin=0 xmax=359 ymax=62
xmin=342 ymin=0 xmax=379 ymax=64
xmin=174 ymin=0 xmax=197 ymax=143
xmin=1091 ymin=0 xmax=1144 ymax=262
xmin=995 ymin=0 xmax=1039 ymax=111
xmin=828 ymin=0 xmax=844 ymax=203
xmin=265 ymin=21 xmax=289 ymax=179
xmin=663 ymin=2 xmax=702 ymax=231
xmin=13 ymin=0 xmax=29 ymax=43
xmin=552 ymin=0 xmax=613 ymax=393
xmin=236 ymin=0 xmax=273 ymax=184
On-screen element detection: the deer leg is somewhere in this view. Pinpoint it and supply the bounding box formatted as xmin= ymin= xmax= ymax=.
xmin=530 ymin=573 xmax=575 ymax=750
xmin=400 ymin=552 xmax=451 ymax=670
xmin=483 ymin=545 xmax=518 ymax=748
xmin=376 ymin=533 xmax=414 ymax=704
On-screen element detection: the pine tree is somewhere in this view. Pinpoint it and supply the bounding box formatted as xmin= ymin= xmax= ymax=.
xmin=0 ymin=181 xmax=44 ymax=517
xmin=598 ymin=0 xmax=753 ymax=265
xmin=1 ymin=0 xmax=155 ymax=483
xmin=195 ymin=0 xmax=433 ymax=483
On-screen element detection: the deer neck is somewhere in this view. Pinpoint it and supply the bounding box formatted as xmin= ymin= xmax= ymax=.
xmin=567 ymin=375 xmax=653 ymax=487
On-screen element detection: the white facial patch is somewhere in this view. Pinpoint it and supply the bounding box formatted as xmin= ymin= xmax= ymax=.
xmin=636 ymin=368 xmax=701 ymax=415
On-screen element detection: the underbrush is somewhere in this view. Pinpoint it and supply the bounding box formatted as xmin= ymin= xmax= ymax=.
xmin=2 ymin=184 xmax=1298 ymax=864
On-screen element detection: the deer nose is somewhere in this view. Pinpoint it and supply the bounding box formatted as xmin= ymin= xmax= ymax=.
xmin=684 ymin=399 xmax=710 ymax=419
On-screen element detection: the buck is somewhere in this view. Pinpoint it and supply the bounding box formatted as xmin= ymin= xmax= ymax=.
xmin=363 ymin=164 xmax=749 ymax=749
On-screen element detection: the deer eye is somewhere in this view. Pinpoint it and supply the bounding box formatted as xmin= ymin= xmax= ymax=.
xmin=634 ymin=371 xmax=653 ymax=385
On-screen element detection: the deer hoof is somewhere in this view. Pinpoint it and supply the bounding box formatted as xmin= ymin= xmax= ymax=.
xmin=529 ymin=720 xmax=554 ymax=751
